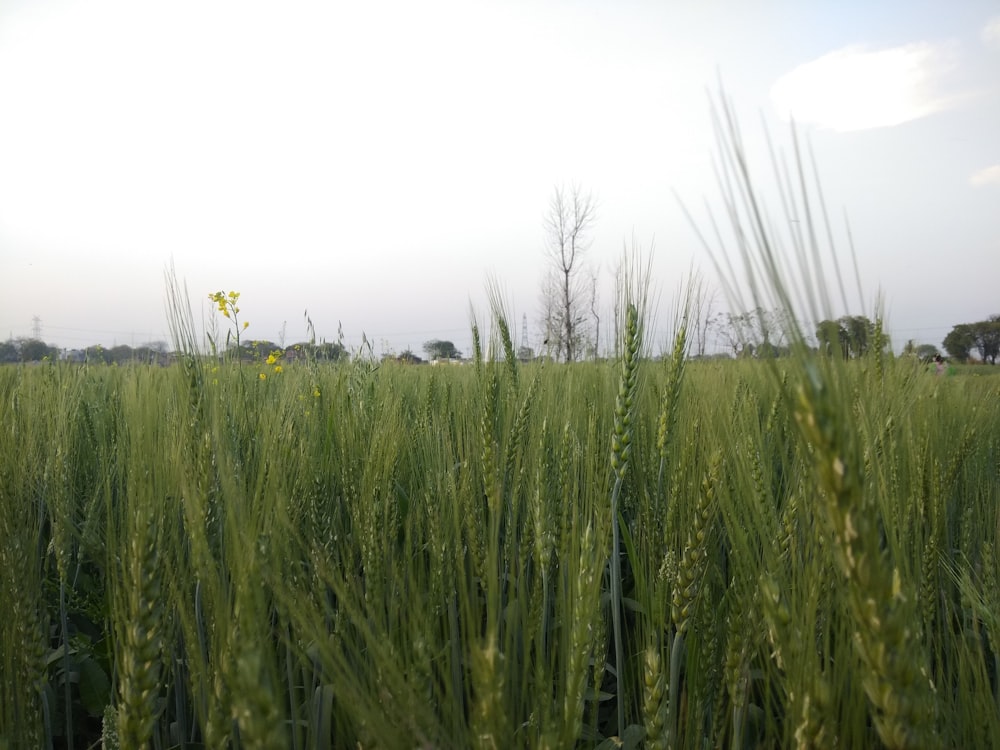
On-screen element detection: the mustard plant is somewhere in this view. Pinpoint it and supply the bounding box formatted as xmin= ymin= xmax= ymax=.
xmin=208 ymin=290 xmax=249 ymax=360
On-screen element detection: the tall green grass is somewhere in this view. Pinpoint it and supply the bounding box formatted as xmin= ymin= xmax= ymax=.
xmin=1 ymin=323 xmax=997 ymax=748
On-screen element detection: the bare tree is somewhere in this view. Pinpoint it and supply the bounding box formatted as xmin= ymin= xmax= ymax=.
xmin=691 ymin=283 xmax=718 ymax=358
xmin=612 ymin=254 xmax=624 ymax=360
xmin=589 ymin=268 xmax=600 ymax=360
xmin=539 ymin=269 xmax=563 ymax=361
xmin=542 ymin=185 xmax=597 ymax=362
xmin=711 ymin=306 xmax=791 ymax=358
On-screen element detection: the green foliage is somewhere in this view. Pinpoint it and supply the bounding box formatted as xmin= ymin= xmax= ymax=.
xmin=308 ymin=340 xmax=348 ymax=361
xmin=423 ymin=338 xmax=461 ymax=360
xmin=914 ymin=343 xmax=940 ymax=361
xmin=941 ymin=316 xmax=1000 ymax=364
xmin=0 ymin=340 xmax=20 ymax=363
xmin=392 ymin=348 xmax=424 ymax=364
xmin=16 ymin=338 xmax=59 ymax=362
xmin=943 ymin=323 xmax=975 ymax=361
xmin=970 ymin=318 xmax=1000 ymax=364
xmin=816 ymin=315 xmax=875 ymax=358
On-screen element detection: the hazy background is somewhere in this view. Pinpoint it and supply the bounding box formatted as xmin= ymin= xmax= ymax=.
xmin=1 ymin=0 xmax=997 ymax=357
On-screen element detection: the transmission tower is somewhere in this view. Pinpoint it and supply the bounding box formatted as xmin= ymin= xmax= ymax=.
xmin=521 ymin=313 xmax=528 ymax=349
xmin=31 ymin=315 xmax=42 ymax=340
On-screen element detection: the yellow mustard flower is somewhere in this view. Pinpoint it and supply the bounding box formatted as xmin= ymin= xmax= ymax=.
xmin=259 ymin=372 xmax=267 ymax=380
xmin=274 ymin=365 xmax=283 ymax=374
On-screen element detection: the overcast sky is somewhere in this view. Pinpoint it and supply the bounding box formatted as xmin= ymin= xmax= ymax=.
xmin=1 ymin=0 xmax=997 ymax=356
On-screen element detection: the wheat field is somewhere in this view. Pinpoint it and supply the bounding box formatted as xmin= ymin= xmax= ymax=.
xmin=1 ymin=309 xmax=998 ymax=749
xmin=4 ymin=101 xmax=999 ymax=749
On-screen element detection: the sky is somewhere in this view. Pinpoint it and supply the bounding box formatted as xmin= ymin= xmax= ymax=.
xmin=1 ymin=0 xmax=998 ymax=357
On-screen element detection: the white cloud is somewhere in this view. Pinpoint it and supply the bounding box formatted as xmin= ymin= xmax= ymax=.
xmin=983 ymin=16 xmax=1000 ymax=46
xmin=770 ymin=43 xmax=955 ymax=132
xmin=970 ymin=165 xmax=1000 ymax=187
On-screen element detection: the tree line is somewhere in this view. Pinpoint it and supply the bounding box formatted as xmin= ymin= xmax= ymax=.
xmin=1 ymin=335 xmax=463 ymax=367
xmin=0 ymin=338 xmax=351 ymax=364
xmin=0 ymin=339 xmax=171 ymax=364
xmin=529 ymin=184 xmax=997 ymax=366
xmin=529 ymin=187 xmax=891 ymax=365
xmin=941 ymin=316 xmax=1000 ymax=364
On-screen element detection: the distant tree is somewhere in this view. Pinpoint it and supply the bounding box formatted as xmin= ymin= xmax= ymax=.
xmin=290 ymin=341 xmax=347 ymax=362
xmin=712 ymin=307 xmax=789 ymax=359
xmin=20 ymin=338 xmax=56 ymax=361
xmin=588 ymin=269 xmax=600 ymax=360
xmin=84 ymin=345 xmax=111 ymax=363
xmin=814 ymin=316 xmax=877 ymax=359
xmin=970 ymin=318 xmax=1000 ymax=364
xmin=691 ymin=284 xmax=718 ymax=358
xmin=108 ymin=345 xmax=134 ymax=364
xmin=313 ymin=341 xmax=347 ymax=362
xmin=144 ymin=340 xmax=168 ymax=354
xmin=710 ymin=312 xmax=739 ymax=358
xmin=839 ymin=315 xmax=874 ymax=358
xmin=239 ymin=340 xmax=279 ymax=360
xmin=129 ymin=346 xmax=159 ymax=364
xmin=0 ymin=340 xmax=18 ymax=363
xmin=396 ymin=349 xmax=423 ymax=364
xmin=914 ymin=344 xmax=940 ymax=362
xmin=711 ymin=311 xmax=753 ymax=358
xmin=540 ymin=184 xmax=597 ymax=362
xmin=539 ymin=270 xmax=566 ymax=360
xmin=816 ymin=319 xmax=847 ymax=358
xmin=943 ymin=324 xmax=975 ymax=362
xmin=423 ymin=339 xmax=461 ymax=360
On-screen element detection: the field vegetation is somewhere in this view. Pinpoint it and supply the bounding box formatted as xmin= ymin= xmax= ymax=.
xmin=2 ymin=292 xmax=999 ymax=748
xmin=3 ymin=99 xmax=999 ymax=749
